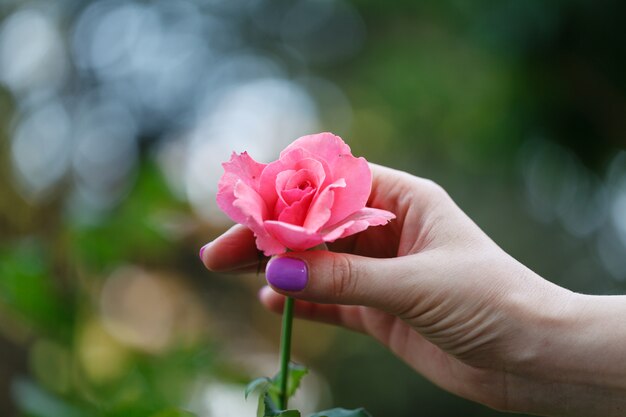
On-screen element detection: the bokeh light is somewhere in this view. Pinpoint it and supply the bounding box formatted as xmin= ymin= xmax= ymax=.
xmin=0 ymin=8 xmax=67 ymax=95
xmin=10 ymin=100 xmax=72 ymax=201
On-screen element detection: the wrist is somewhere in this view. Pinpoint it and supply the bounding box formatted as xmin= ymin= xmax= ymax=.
xmin=506 ymin=288 xmax=626 ymax=416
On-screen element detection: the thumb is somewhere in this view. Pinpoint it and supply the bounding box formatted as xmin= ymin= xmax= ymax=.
xmin=265 ymin=250 xmax=411 ymax=313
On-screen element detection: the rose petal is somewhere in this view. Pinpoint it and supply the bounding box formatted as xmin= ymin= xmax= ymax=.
xmin=292 ymin=158 xmax=326 ymax=188
xmin=217 ymin=151 xmax=266 ymax=225
xmin=279 ymin=169 xmax=318 ymax=205
xmin=283 ymin=133 xmax=372 ymax=225
xmin=281 ymin=186 xmax=314 ymax=206
xmin=216 ymin=152 xmax=285 ymax=255
xmin=221 ymin=151 xmax=265 ymax=188
xmin=233 ymin=181 xmax=266 ymax=225
xmin=264 ymin=221 xmax=325 ymax=252
xmin=232 ymin=180 xmax=286 ymax=255
xmin=260 ymin=149 xmax=327 ymax=207
xmin=321 ymin=207 xmax=396 ymax=242
xmin=328 ymin=157 xmax=371 ymax=225
xmin=274 ymin=168 xmax=317 ymax=220
xmin=256 ymin=235 xmax=287 ymax=256
xmin=277 ymin=187 xmax=316 ymax=226
xmin=303 ymin=178 xmax=346 ymax=231
xmin=274 ymin=169 xmax=297 ymax=213
xmin=280 ymin=132 xmax=351 ymax=164
xmin=284 ymin=169 xmax=316 ymax=190
xmin=275 ymin=169 xmax=297 ymax=196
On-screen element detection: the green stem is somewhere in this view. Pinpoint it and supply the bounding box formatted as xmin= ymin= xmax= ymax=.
xmin=278 ymin=296 xmax=295 ymax=410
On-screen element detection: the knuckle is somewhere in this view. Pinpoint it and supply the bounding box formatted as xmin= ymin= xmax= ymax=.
xmin=412 ymin=178 xmax=451 ymax=207
xmin=421 ymin=178 xmax=447 ymax=198
xmin=331 ymin=254 xmax=357 ymax=300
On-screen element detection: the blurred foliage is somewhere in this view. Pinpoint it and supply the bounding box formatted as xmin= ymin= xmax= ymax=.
xmin=0 ymin=162 xmax=216 ymax=417
xmin=1 ymin=1 xmax=625 ymax=417
xmin=67 ymin=162 xmax=180 ymax=269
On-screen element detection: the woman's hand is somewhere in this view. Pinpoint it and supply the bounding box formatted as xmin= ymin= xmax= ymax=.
xmin=201 ymin=164 xmax=626 ymax=417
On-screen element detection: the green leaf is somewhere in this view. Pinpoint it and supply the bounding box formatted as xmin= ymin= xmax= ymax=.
xmin=270 ymin=362 xmax=308 ymax=401
xmin=257 ymin=392 xmax=266 ymax=417
xmin=257 ymin=362 xmax=308 ymax=416
xmin=308 ymin=408 xmax=372 ymax=417
xmin=263 ymin=392 xmax=280 ymax=416
xmin=277 ymin=411 xmax=301 ymax=417
xmin=260 ymin=392 xmax=301 ymax=417
xmin=285 ymin=363 xmax=308 ymax=399
xmin=245 ymin=377 xmax=272 ymax=400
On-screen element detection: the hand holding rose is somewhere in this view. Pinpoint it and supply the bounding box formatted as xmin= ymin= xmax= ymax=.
xmin=213 ymin=133 xmax=396 ymax=415
xmin=202 ymin=139 xmax=626 ymax=417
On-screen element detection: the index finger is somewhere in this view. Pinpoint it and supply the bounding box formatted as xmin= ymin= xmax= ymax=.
xmin=200 ymin=224 xmax=262 ymax=272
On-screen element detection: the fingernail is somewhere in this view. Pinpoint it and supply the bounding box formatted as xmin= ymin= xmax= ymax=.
xmin=199 ymin=243 xmax=210 ymax=260
xmin=266 ymin=257 xmax=308 ymax=292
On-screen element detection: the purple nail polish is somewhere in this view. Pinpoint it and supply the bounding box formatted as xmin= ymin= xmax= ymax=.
xmin=199 ymin=243 xmax=210 ymax=260
xmin=266 ymin=257 xmax=308 ymax=292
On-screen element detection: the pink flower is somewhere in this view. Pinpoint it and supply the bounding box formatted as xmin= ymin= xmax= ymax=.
xmin=216 ymin=133 xmax=396 ymax=255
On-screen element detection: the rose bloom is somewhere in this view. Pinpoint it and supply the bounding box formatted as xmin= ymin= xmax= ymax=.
xmin=217 ymin=133 xmax=395 ymax=255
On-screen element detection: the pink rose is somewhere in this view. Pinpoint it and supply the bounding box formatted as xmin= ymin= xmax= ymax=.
xmin=216 ymin=132 xmax=396 ymax=255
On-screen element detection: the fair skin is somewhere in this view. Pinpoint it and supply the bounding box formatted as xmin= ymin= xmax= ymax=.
xmin=201 ymin=164 xmax=626 ymax=417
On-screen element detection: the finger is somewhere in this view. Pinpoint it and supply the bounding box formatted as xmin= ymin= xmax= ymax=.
xmin=200 ymin=224 xmax=263 ymax=272
xmin=264 ymin=251 xmax=416 ymax=315
xmin=259 ymin=286 xmax=372 ymax=333
xmin=258 ymin=286 xmax=444 ymax=382
xmin=216 ymin=258 xmax=269 ymax=274
xmin=259 ymin=286 xmax=472 ymax=401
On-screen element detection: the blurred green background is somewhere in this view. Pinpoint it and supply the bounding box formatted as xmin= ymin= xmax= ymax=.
xmin=1 ymin=0 xmax=625 ymax=416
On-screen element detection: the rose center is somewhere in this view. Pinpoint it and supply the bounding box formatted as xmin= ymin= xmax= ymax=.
xmin=297 ymin=180 xmax=311 ymax=190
